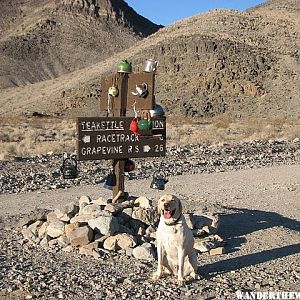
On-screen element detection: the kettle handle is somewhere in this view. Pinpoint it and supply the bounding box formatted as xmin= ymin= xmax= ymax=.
xmin=62 ymin=155 xmax=77 ymax=167
xmin=153 ymin=170 xmax=167 ymax=179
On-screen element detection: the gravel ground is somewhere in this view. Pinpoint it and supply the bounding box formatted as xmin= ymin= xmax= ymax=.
xmin=0 ymin=141 xmax=299 ymax=300
xmin=0 ymin=139 xmax=299 ymax=194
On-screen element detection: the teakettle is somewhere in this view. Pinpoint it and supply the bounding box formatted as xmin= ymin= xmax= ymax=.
xmin=60 ymin=155 xmax=78 ymax=179
xmin=103 ymin=172 xmax=116 ymax=190
xmin=138 ymin=110 xmax=151 ymax=131
xmin=108 ymin=86 xmax=119 ymax=97
xmin=150 ymin=170 xmax=168 ymax=190
xmin=144 ymin=59 xmax=158 ymax=73
xmin=131 ymin=83 xmax=148 ymax=98
xmin=124 ymin=159 xmax=135 ymax=172
xmin=130 ymin=118 xmax=140 ymax=135
xmin=149 ymin=103 xmax=165 ymax=118
xmin=117 ymin=59 xmax=132 ymax=73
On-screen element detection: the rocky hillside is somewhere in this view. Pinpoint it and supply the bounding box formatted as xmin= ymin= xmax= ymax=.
xmin=0 ymin=0 xmax=161 ymax=88
xmin=0 ymin=0 xmax=299 ymax=119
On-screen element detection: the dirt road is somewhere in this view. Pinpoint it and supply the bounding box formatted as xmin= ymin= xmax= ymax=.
xmin=0 ymin=164 xmax=299 ymax=299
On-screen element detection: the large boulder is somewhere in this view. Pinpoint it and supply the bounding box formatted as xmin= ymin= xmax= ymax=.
xmin=38 ymin=221 xmax=49 ymax=238
xmin=46 ymin=220 xmax=65 ymax=238
xmin=79 ymin=241 xmax=100 ymax=257
xmin=103 ymin=233 xmax=137 ymax=251
xmin=132 ymin=207 xmax=159 ymax=226
xmin=68 ymin=226 xmax=94 ymax=247
xmin=191 ymin=214 xmax=219 ymax=234
xmin=81 ymin=204 xmax=103 ymax=216
xmin=132 ymin=243 xmax=155 ymax=260
xmin=88 ymin=215 xmax=119 ymax=236
xmin=65 ymin=223 xmax=79 ymax=240
xmin=70 ymin=213 xmax=102 ymax=224
xmin=194 ymin=235 xmax=224 ymax=252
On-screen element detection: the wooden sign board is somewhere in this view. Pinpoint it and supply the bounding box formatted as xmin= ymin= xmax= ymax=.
xmin=76 ymin=117 xmax=166 ymax=161
xmin=126 ymin=73 xmax=154 ymax=112
xmin=99 ymin=73 xmax=154 ymax=113
xmin=99 ymin=73 xmax=124 ymax=111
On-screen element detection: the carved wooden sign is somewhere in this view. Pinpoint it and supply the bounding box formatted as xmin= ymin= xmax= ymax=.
xmin=77 ymin=117 xmax=166 ymax=160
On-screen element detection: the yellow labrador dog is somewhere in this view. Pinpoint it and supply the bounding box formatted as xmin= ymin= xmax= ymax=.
xmin=153 ymin=194 xmax=198 ymax=284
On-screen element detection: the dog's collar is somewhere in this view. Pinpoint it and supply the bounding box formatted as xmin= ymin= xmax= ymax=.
xmin=164 ymin=213 xmax=182 ymax=226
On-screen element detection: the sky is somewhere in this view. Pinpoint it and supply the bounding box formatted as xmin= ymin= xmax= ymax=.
xmin=125 ymin=0 xmax=267 ymax=26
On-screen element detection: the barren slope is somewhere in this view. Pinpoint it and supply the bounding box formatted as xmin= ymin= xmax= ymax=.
xmin=0 ymin=0 xmax=299 ymax=119
xmin=0 ymin=0 xmax=161 ymax=88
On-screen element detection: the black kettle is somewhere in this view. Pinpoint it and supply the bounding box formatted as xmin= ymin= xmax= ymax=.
xmin=150 ymin=170 xmax=168 ymax=190
xmin=60 ymin=155 xmax=78 ymax=179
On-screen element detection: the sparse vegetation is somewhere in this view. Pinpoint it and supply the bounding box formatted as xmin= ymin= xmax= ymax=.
xmin=0 ymin=115 xmax=299 ymax=160
xmin=167 ymin=115 xmax=300 ymax=146
xmin=0 ymin=117 xmax=76 ymax=160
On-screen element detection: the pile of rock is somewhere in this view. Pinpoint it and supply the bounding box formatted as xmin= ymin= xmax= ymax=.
xmin=20 ymin=195 xmax=225 ymax=260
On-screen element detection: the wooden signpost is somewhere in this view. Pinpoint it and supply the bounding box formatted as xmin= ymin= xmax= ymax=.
xmin=76 ymin=60 xmax=165 ymax=201
xmin=77 ymin=117 xmax=166 ymax=160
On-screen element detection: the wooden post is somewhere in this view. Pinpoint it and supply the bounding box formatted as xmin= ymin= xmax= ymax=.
xmin=112 ymin=72 xmax=128 ymax=201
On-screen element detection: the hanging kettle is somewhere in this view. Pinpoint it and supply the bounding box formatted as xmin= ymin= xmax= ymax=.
xmin=103 ymin=172 xmax=116 ymax=190
xmin=150 ymin=170 xmax=168 ymax=190
xmin=130 ymin=118 xmax=140 ymax=135
xmin=131 ymin=83 xmax=148 ymax=98
xmin=124 ymin=159 xmax=135 ymax=172
xmin=108 ymin=86 xmax=119 ymax=97
xmin=138 ymin=110 xmax=152 ymax=131
xmin=60 ymin=155 xmax=78 ymax=179
xmin=117 ymin=59 xmax=132 ymax=73
xmin=149 ymin=103 xmax=165 ymax=118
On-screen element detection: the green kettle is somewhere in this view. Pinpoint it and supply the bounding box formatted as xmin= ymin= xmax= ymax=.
xmin=138 ymin=110 xmax=152 ymax=131
xmin=117 ymin=59 xmax=132 ymax=73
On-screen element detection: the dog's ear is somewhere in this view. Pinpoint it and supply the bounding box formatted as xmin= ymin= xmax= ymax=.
xmin=172 ymin=196 xmax=183 ymax=219
xmin=177 ymin=198 xmax=183 ymax=215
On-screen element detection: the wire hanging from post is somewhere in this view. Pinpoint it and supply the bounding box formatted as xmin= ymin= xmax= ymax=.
xmin=107 ymin=94 xmax=113 ymax=116
xmin=133 ymin=101 xmax=138 ymax=118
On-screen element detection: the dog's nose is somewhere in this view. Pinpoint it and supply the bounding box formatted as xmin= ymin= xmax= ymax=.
xmin=163 ymin=203 xmax=170 ymax=209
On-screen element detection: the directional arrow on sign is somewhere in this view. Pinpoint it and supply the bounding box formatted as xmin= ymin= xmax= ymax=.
xmin=143 ymin=145 xmax=151 ymax=152
xmin=82 ymin=135 xmax=91 ymax=143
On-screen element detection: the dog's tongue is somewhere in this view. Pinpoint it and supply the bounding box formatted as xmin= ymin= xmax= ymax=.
xmin=164 ymin=210 xmax=172 ymax=219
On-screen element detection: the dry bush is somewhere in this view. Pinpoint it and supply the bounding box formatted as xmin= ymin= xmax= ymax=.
xmin=0 ymin=116 xmax=76 ymax=160
xmin=167 ymin=115 xmax=300 ymax=145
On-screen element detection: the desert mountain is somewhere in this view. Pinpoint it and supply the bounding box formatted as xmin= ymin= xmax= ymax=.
xmin=0 ymin=0 xmax=299 ymax=119
xmin=0 ymin=0 xmax=162 ymax=88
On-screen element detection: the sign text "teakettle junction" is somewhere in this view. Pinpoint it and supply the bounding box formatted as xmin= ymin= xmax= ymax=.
xmin=79 ymin=118 xmax=165 ymax=132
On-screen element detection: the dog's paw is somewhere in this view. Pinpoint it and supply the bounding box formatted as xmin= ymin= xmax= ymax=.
xmin=177 ymin=278 xmax=185 ymax=286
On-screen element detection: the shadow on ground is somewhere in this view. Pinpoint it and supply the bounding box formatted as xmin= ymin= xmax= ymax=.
xmin=200 ymin=207 xmax=300 ymax=278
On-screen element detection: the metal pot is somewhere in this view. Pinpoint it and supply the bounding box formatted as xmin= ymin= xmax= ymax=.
xmin=117 ymin=59 xmax=132 ymax=73
xmin=144 ymin=59 xmax=158 ymax=73
xmin=150 ymin=170 xmax=168 ymax=190
xmin=138 ymin=119 xmax=151 ymax=131
xmin=150 ymin=103 xmax=165 ymax=118
xmin=103 ymin=172 xmax=116 ymax=190
xmin=130 ymin=118 xmax=139 ymax=135
xmin=108 ymin=86 xmax=119 ymax=97
xmin=124 ymin=159 xmax=135 ymax=172
xmin=60 ymin=156 xmax=78 ymax=179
